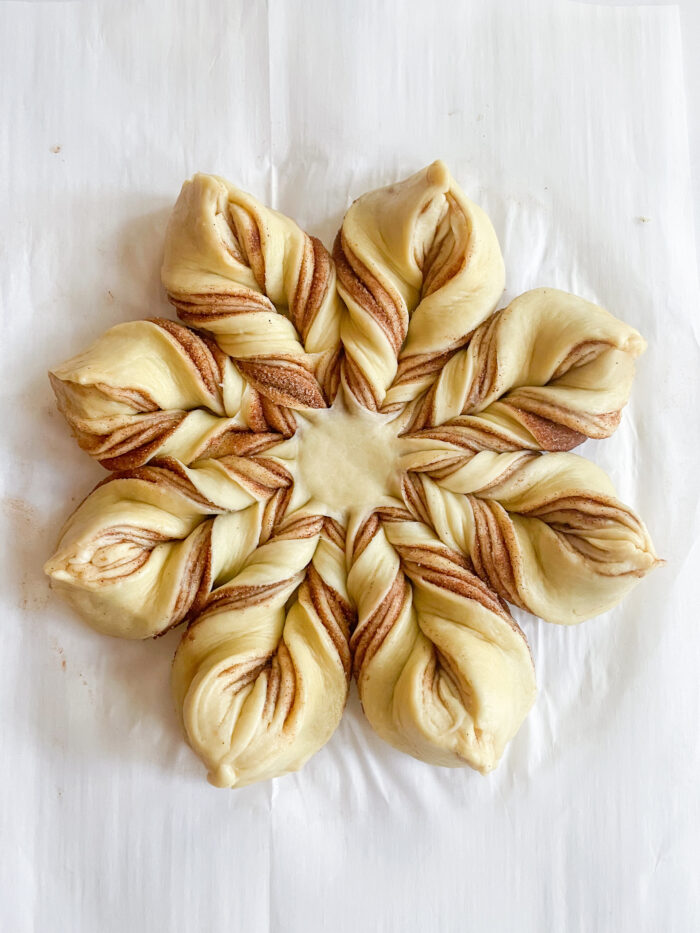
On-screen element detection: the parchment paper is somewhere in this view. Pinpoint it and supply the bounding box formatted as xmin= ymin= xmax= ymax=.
xmin=1 ymin=1 xmax=698 ymax=930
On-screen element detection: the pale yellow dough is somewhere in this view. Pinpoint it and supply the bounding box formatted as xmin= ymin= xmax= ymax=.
xmin=404 ymin=287 xmax=646 ymax=445
xmin=401 ymin=449 xmax=659 ymax=624
xmin=347 ymin=516 xmax=536 ymax=772
xmin=161 ymin=172 xmax=345 ymax=411
xmin=171 ymin=513 xmax=351 ymax=788
xmin=276 ymin=390 xmax=407 ymax=518
xmin=44 ymin=162 xmax=659 ymax=788
xmin=335 ymin=160 xmax=505 ymax=411
xmin=44 ymin=457 xmax=292 ymax=638
xmin=48 ymin=319 xmax=269 ymax=468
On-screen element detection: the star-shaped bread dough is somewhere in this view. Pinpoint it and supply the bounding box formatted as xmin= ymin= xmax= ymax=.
xmin=45 ymin=163 xmax=659 ymax=787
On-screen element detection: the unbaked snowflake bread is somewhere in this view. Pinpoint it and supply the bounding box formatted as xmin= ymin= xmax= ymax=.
xmin=45 ymin=161 xmax=659 ymax=787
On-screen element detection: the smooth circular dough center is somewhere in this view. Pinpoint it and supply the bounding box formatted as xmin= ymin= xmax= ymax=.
xmin=294 ymin=399 xmax=403 ymax=516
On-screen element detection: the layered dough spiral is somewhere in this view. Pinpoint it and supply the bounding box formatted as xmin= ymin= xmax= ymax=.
xmin=405 ymin=288 xmax=646 ymax=449
xmin=49 ymin=318 xmax=291 ymax=469
xmin=335 ymin=160 xmax=505 ymax=413
xmin=172 ymin=513 xmax=352 ymax=788
xmin=162 ymin=173 xmax=344 ymax=410
xmin=44 ymin=162 xmax=659 ymax=788
xmin=401 ymin=450 xmax=658 ymax=625
xmin=44 ymin=457 xmax=292 ymax=638
xmin=348 ymin=511 xmax=536 ymax=772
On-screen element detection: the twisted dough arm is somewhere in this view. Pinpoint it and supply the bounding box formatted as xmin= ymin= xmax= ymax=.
xmin=172 ymin=513 xmax=352 ymax=788
xmin=405 ymin=288 xmax=646 ymax=448
xmin=49 ymin=318 xmax=293 ymax=470
xmin=402 ymin=450 xmax=660 ymax=625
xmin=43 ymin=456 xmax=292 ymax=638
xmin=161 ymin=173 xmax=344 ymax=409
xmin=347 ymin=510 xmax=536 ymax=773
xmin=334 ymin=160 xmax=505 ymax=413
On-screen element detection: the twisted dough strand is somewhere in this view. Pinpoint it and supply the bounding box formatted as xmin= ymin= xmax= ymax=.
xmin=49 ymin=318 xmax=291 ymax=469
xmin=405 ymin=288 xmax=646 ymax=448
xmin=44 ymin=456 xmax=293 ymax=638
xmin=161 ymin=173 xmax=344 ymax=409
xmin=335 ymin=160 xmax=505 ymax=412
xmin=172 ymin=512 xmax=352 ymax=788
xmin=402 ymin=450 xmax=659 ymax=624
xmin=347 ymin=512 xmax=536 ymax=772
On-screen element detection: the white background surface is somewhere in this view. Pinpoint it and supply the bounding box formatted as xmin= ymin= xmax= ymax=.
xmin=1 ymin=1 xmax=699 ymax=931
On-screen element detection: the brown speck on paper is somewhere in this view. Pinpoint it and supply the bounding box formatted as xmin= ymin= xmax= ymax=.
xmin=19 ymin=576 xmax=50 ymax=611
xmin=2 ymin=497 xmax=37 ymax=526
xmin=50 ymin=638 xmax=68 ymax=672
xmin=4 ymin=498 xmax=51 ymax=610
